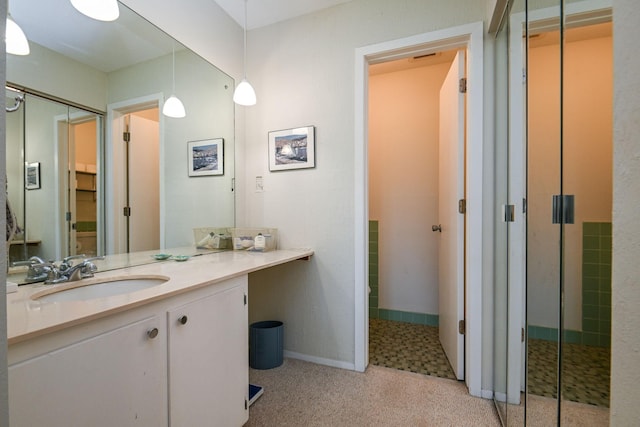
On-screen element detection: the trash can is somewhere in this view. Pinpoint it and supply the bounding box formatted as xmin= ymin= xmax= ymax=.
xmin=249 ymin=320 xmax=283 ymax=369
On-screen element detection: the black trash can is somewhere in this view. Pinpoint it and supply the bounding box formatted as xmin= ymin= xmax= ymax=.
xmin=249 ymin=320 xmax=283 ymax=369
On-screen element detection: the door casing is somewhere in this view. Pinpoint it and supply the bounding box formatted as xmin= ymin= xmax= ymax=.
xmin=354 ymin=21 xmax=484 ymax=397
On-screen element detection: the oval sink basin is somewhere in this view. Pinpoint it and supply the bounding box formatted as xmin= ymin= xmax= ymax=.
xmin=32 ymin=275 xmax=169 ymax=303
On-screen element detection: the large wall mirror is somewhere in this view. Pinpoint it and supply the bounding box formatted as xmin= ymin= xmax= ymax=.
xmin=6 ymin=0 xmax=235 ymax=276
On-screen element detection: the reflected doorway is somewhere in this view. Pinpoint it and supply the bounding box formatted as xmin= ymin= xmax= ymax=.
xmin=108 ymin=98 xmax=161 ymax=254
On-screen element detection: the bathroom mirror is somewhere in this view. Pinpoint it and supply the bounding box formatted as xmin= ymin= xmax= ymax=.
xmin=6 ymin=0 xmax=235 ymax=277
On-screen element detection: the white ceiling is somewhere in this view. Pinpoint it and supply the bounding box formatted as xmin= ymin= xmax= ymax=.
xmin=212 ymin=0 xmax=353 ymax=30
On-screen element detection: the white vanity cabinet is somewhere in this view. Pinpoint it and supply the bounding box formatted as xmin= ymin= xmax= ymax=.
xmin=168 ymin=281 xmax=248 ymax=426
xmin=9 ymin=314 xmax=167 ymax=426
xmin=8 ymin=275 xmax=249 ymax=427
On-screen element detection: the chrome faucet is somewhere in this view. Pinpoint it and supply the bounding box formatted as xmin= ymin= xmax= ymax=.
xmin=55 ymin=256 xmax=104 ymax=283
xmin=13 ymin=255 xmax=105 ymax=284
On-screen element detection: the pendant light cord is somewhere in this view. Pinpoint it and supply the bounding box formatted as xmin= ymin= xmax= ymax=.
xmin=243 ymin=0 xmax=248 ymax=79
xmin=172 ymin=43 xmax=176 ymax=92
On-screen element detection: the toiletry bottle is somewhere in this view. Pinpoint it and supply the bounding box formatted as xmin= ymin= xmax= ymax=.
xmin=254 ymin=233 xmax=266 ymax=251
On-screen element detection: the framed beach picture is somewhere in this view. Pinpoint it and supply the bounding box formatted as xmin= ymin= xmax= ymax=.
xmin=268 ymin=126 xmax=315 ymax=171
xmin=188 ymin=138 xmax=224 ymax=177
xmin=25 ymin=162 xmax=41 ymax=190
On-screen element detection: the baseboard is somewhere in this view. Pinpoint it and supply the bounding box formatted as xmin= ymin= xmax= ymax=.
xmin=482 ymin=389 xmax=495 ymax=400
xmin=284 ymin=350 xmax=356 ymax=371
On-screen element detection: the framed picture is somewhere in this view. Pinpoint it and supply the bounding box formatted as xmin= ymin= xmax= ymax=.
xmin=25 ymin=162 xmax=41 ymax=190
xmin=268 ymin=126 xmax=315 ymax=171
xmin=188 ymin=138 xmax=224 ymax=177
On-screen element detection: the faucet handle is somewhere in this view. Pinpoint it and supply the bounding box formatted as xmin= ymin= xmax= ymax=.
xmin=12 ymin=256 xmax=47 ymax=267
xmin=78 ymin=256 xmax=105 ymax=279
xmin=60 ymin=254 xmax=87 ymax=271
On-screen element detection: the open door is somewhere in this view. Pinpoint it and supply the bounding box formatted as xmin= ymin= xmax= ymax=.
xmin=438 ymin=49 xmax=466 ymax=380
xmin=127 ymin=112 xmax=160 ymax=252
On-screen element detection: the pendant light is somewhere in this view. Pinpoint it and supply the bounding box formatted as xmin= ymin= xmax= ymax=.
xmin=233 ymin=0 xmax=257 ymax=106
xmin=6 ymin=14 xmax=30 ymax=55
xmin=163 ymin=44 xmax=186 ymax=118
xmin=70 ymin=0 xmax=119 ymax=22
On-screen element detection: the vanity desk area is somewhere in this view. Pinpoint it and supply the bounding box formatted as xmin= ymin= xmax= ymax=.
xmin=7 ymin=248 xmax=313 ymax=426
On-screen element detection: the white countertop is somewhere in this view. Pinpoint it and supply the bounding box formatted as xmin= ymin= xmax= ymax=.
xmin=7 ymin=248 xmax=313 ymax=345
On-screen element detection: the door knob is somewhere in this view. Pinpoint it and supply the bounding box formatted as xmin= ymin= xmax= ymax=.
xmin=432 ymin=224 xmax=442 ymax=232
xmin=147 ymin=328 xmax=159 ymax=339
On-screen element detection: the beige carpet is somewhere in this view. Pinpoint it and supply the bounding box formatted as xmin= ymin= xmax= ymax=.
xmin=246 ymin=358 xmax=500 ymax=426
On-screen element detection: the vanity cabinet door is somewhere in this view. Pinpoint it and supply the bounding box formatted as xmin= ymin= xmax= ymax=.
xmin=9 ymin=315 xmax=167 ymax=427
xmin=167 ymin=278 xmax=248 ymax=426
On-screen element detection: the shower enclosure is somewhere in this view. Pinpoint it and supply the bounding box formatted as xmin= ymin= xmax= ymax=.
xmin=493 ymin=0 xmax=612 ymax=425
xmin=5 ymin=88 xmax=104 ymax=267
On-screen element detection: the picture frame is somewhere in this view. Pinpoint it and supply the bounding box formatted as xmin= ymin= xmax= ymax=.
xmin=188 ymin=138 xmax=224 ymax=177
xmin=268 ymin=126 xmax=315 ymax=171
xmin=25 ymin=162 xmax=41 ymax=190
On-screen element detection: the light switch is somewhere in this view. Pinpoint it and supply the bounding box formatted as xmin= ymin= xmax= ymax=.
xmin=255 ymin=176 xmax=264 ymax=192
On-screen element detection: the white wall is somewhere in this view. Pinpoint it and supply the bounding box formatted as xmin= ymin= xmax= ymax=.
xmin=243 ymin=0 xmax=486 ymax=366
xmin=527 ymin=33 xmax=613 ymax=330
xmin=6 ymin=42 xmax=108 ymax=111
xmin=611 ymin=0 xmax=640 ymax=423
xmin=369 ymin=61 xmax=451 ymax=315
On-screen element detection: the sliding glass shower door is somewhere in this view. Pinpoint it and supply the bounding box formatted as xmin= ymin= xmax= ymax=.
xmin=525 ymin=1 xmax=613 ymax=425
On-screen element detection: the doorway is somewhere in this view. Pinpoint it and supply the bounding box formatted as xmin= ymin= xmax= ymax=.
xmin=354 ymin=22 xmax=484 ymax=396
xmin=367 ymin=48 xmax=465 ymax=381
xmin=107 ymin=97 xmax=161 ymax=254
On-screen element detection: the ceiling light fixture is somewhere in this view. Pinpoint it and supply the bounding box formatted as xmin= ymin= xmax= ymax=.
xmin=70 ymin=0 xmax=120 ymax=22
xmin=233 ymin=0 xmax=257 ymax=106
xmin=163 ymin=44 xmax=186 ymax=118
xmin=6 ymin=14 xmax=30 ymax=55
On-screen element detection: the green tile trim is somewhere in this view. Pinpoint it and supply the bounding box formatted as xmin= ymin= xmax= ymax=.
xmin=76 ymin=221 xmax=97 ymax=232
xmin=371 ymin=308 xmax=438 ymax=326
xmin=369 ymin=220 xmax=379 ymax=309
xmin=581 ymin=222 xmax=612 ymax=348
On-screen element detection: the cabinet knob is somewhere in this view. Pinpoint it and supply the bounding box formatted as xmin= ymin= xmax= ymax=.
xmin=178 ymin=315 xmax=188 ymax=325
xmin=147 ymin=327 xmax=159 ymax=339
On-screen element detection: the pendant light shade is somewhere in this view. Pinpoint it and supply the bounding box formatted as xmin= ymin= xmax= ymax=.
xmin=233 ymin=79 xmax=257 ymax=106
xmin=163 ymin=44 xmax=186 ymax=118
xmin=6 ymin=15 xmax=30 ymax=55
xmin=233 ymin=0 xmax=256 ymax=106
xmin=70 ymin=0 xmax=120 ymax=22
xmin=162 ymin=95 xmax=186 ymax=118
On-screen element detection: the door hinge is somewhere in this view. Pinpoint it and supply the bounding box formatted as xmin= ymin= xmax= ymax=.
xmin=66 ymin=211 xmax=72 ymax=221
xmin=523 ymin=198 xmax=527 ymax=214
xmin=458 ymin=319 xmax=465 ymax=335
xmin=123 ymin=131 xmax=130 ymax=142
xmin=123 ymin=206 xmax=131 ymax=217
xmin=503 ymin=204 xmax=515 ymax=222
xmin=245 ymin=398 xmax=248 ymax=410
xmin=521 ymin=328 xmax=525 ymax=342
xmin=459 ymin=77 xmax=467 ymax=93
xmin=244 ymin=294 xmax=247 ymax=306
xmin=458 ymin=199 xmax=466 ymax=214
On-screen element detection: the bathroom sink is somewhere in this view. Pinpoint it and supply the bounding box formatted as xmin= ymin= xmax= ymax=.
xmin=32 ymin=275 xmax=169 ymax=303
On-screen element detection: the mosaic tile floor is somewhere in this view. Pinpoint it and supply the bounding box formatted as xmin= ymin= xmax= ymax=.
xmin=527 ymin=338 xmax=610 ymax=408
xmin=368 ymin=318 xmax=456 ymax=380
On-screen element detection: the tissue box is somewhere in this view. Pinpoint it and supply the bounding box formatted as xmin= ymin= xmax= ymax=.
xmin=193 ymin=227 xmax=232 ymax=249
xmin=230 ymin=228 xmax=278 ymax=251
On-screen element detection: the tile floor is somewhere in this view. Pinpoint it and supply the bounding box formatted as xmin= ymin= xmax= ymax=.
xmin=527 ymin=338 xmax=610 ymax=407
xmin=369 ymin=319 xmax=610 ymax=408
xmin=368 ymin=318 xmax=456 ymax=380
